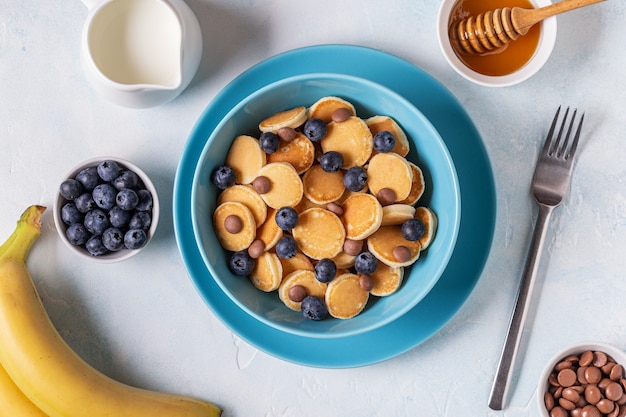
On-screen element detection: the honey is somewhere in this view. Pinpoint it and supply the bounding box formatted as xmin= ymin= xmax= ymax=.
xmin=449 ymin=0 xmax=541 ymax=76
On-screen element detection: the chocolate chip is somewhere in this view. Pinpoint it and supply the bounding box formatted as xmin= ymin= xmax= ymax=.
xmin=288 ymin=285 xmax=307 ymax=302
xmin=392 ymin=245 xmax=411 ymax=262
xmin=277 ymin=127 xmax=297 ymax=142
xmin=252 ymin=176 xmax=271 ymax=194
xmin=247 ymin=239 xmax=265 ymax=258
xmin=376 ymin=187 xmax=396 ymax=206
xmin=343 ymin=239 xmax=363 ymax=256
xmin=359 ymin=274 xmax=373 ymax=291
xmin=326 ymin=202 xmax=344 ymax=217
xmin=224 ymin=215 xmax=242 ymax=234
xmin=331 ymin=107 xmax=351 ymax=123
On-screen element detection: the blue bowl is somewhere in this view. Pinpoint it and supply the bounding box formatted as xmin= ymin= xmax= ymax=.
xmin=191 ymin=73 xmax=460 ymax=338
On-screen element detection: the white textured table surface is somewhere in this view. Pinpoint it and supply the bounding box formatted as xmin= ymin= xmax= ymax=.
xmin=1 ymin=1 xmax=625 ymax=416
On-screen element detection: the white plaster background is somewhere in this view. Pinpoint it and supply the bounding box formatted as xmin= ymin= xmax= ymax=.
xmin=1 ymin=1 xmax=624 ymax=416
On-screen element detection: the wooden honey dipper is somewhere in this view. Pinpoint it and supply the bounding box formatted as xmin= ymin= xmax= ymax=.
xmin=450 ymin=0 xmax=605 ymax=55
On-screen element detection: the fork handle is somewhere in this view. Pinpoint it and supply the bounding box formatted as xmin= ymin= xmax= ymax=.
xmin=488 ymin=203 xmax=554 ymax=410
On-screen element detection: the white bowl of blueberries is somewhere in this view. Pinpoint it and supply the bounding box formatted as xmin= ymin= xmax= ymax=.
xmin=53 ymin=157 xmax=159 ymax=263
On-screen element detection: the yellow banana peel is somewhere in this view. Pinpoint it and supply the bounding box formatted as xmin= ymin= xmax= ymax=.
xmin=0 ymin=206 xmax=222 ymax=417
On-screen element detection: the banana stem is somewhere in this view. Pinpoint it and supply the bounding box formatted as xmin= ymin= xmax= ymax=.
xmin=0 ymin=206 xmax=46 ymax=262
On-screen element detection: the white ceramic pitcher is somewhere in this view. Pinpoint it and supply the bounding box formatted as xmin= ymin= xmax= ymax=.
xmin=80 ymin=0 xmax=202 ymax=108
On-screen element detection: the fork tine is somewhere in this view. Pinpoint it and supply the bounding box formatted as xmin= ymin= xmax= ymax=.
xmin=556 ymin=108 xmax=577 ymax=158
xmin=565 ymin=113 xmax=584 ymax=161
xmin=541 ymin=106 xmax=561 ymax=156
xmin=551 ymin=107 xmax=571 ymax=156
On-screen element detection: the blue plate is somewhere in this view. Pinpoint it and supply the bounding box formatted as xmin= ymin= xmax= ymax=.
xmin=174 ymin=45 xmax=496 ymax=368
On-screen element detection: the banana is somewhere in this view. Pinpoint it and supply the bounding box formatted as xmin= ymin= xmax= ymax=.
xmin=0 ymin=363 xmax=48 ymax=417
xmin=0 ymin=206 xmax=222 ymax=417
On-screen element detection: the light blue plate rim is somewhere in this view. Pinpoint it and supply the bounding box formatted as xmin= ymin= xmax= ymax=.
xmin=173 ymin=44 xmax=496 ymax=368
xmin=189 ymin=71 xmax=461 ymax=339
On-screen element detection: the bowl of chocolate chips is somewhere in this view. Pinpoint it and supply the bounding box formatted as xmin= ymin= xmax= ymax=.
xmin=539 ymin=342 xmax=626 ymax=417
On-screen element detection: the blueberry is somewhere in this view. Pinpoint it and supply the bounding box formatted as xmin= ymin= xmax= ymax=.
xmin=275 ymin=207 xmax=298 ymax=230
xmin=66 ymin=223 xmax=90 ymax=246
xmin=84 ymin=209 xmax=110 ymax=235
xmin=275 ymin=235 xmax=297 ymax=259
xmin=229 ymin=250 xmax=255 ymax=276
xmin=74 ymin=193 xmax=96 ymax=213
xmin=319 ymin=151 xmax=343 ymax=172
xmin=128 ymin=211 xmax=151 ymax=230
xmin=211 ymin=165 xmax=237 ymax=190
xmin=97 ymin=160 xmax=121 ymax=182
xmin=61 ymin=203 xmax=83 ymax=225
xmin=401 ymin=218 xmax=425 ymax=241
xmin=354 ymin=251 xmax=378 ymax=275
xmin=301 ymin=296 xmax=328 ymax=321
xmin=102 ymin=227 xmax=124 ymax=251
xmin=314 ymin=258 xmax=336 ymax=283
xmin=59 ymin=179 xmax=83 ymax=200
xmin=92 ymin=184 xmax=117 ymax=210
xmin=259 ymin=132 xmax=280 ymax=154
xmin=373 ymin=130 xmax=396 ymax=153
xmin=116 ymin=189 xmax=139 ymax=210
xmin=108 ymin=206 xmax=131 ymax=228
xmin=135 ymin=189 xmax=153 ymax=211
xmin=303 ymin=118 xmax=327 ymax=142
xmin=112 ymin=170 xmax=140 ymax=190
xmin=343 ymin=166 xmax=368 ymax=192
xmin=75 ymin=167 xmax=100 ymax=190
xmin=85 ymin=235 xmax=108 ymax=256
xmin=124 ymin=229 xmax=147 ymax=249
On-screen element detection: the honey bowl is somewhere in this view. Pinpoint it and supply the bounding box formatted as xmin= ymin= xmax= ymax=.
xmin=437 ymin=0 xmax=557 ymax=87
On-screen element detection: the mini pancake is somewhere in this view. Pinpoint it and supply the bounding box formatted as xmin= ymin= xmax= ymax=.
xmin=369 ymin=264 xmax=404 ymax=296
xmin=255 ymin=207 xmax=283 ymax=251
xmin=397 ymin=162 xmax=425 ymax=206
xmin=381 ymin=204 xmax=416 ymax=226
xmin=302 ymin=164 xmax=345 ymax=205
xmin=366 ymin=115 xmax=410 ymax=157
xmin=335 ymin=187 xmax=369 ymax=205
xmin=259 ymin=106 xmax=308 ymax=133
xmin=308 ymin=96 xmax=356 ymax=123
xmin=225 ymin=135 xmax=266 ymax=184
xmin=278 ymin=270 xmax=327 ymax=311
xmin=414 ymin=206 xmax=438 ymax=250
xmin=257 ymin=162 xmax=303 ymax=208
xmin=266 ymin=132 xmax=315 ymax=174
xmin=249 ymin=251 xmax=283 ymax=292
xmin=213 ymin=201 xmax=256 ymax=252
xmin=292 ymin=207 xmax=346 ymax=260
xmin=293 ymin=195 xmax=324 ymax=214
xmin=366 ymin=152 xmax=413 ymax=202
xmin=321 ymin=117 xmax=373 ymax=168
xmin=340 ymin=193 xmax=383 ymax=240
xmin=280 ymin=251 xmax=314 ymax=278
xmin=325 ymin=273 xmax=369 ymax=319
xmin=218 ymin=184 xmax=267 ymax=226
xmin=367 ymin=225 xmax=421 ymax=267
xmin=330 ymin=251 xmax=356 ymax=269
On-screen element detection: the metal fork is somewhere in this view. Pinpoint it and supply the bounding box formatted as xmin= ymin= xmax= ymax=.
xmin=488 ymin=107 xmax=585 ymax=410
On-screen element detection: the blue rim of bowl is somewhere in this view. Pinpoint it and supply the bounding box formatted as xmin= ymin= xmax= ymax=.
xmin=189 ymin=72 xmax=460 ymax=338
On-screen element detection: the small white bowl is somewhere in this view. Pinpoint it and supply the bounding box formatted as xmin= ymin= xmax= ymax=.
xmin=54 ymin=157 xmax=159 ymax=263
xmin=437 ymin=0 xmax=557 ymax=87
xmin=537 ymin=342 xmax=626 ymax=417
